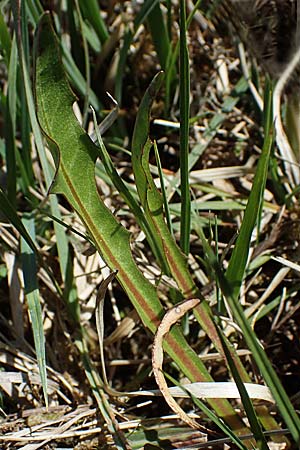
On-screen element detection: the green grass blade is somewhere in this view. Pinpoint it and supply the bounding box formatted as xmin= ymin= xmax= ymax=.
xmin=0 ymin=9 xmax=12 ymax=64
xmin=25 ymin=0 xmax=43 ymax=23
xmin=153 ymin=140 xmax=173 ymax=234
xmin=21 ymin=215 xmax=48 ymax=407
xmin=208 ymin=77 xmax=300 ymax=441
xmin=74 ymin=0 xmax=91 ymax=125
xmin=78 ymin=0 xmax=108 ymax=44
xmin=19 ymin=1 xmax=35 ymax=188
xmin=21 ymin=1 xmax=30 ymax=66
xmin=225 ymin=84 xmax=273 ymax=299
xmin=165 ymin=0 xmax=203 ymax=111
xmin=67 ymin=0 xmax=84 ymax=68
xmin=5 ymin=33 xmax=17 ymax=206
xmin=179 ymin=0 xmax=191 ymax=254
xmin=217 ymin=330 xmax=270 ymax=450
xmin=131 ymin=71 xmax=171 ymax=274
xmin=147 ymin=3 xmax=171 ymax=72
xmin=166 ymin=0 xmax=172 ymax=39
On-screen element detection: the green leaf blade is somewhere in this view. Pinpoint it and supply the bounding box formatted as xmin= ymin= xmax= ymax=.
xmin=225 ymin=83 xmax=274 ymax=299
xmin=21 ymin=216 xmax=48 ymax=407
xmin=35 ymin=12 xmax=163 ymax=331
xmin=179 ymin=0 xmax=191 ymax=254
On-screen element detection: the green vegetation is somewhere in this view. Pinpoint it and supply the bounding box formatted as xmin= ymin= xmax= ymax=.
xmin=0 ymin=2 xmax=299 ymax=448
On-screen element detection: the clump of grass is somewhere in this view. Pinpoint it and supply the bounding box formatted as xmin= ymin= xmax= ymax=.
xmin=0 ymin=2 xmax=299 ymax=449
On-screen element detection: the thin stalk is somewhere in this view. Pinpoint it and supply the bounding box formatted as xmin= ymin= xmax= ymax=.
xmin=74 ymin=0 xmax=90 ymax=126
xmin=179 ymin=0 xmax=191 ymax=254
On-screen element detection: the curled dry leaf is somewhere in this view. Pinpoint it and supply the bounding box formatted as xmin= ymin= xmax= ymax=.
xmin=152 ymin=298 xmax=201 ymax=429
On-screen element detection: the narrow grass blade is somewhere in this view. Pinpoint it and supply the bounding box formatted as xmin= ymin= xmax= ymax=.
xmin=131 ymin=71 xmax=171 ymax=274
xmin=20 ymin=1 xmax=35 ymax=189
xmin=26 ymin=0 xmax=43 ymax=23
xmin=217 ymin=330 xmax=270 ymax=450
xmin=225 ymin=83 xmax=273 ymax=299
xmin=21 ymin=215 xmax=48 ymax=407
xmin=78 ymin=0 xmax=108 ymax=44
xmin=166 ymin=0 xmax=172 ymax=39
xmin=5 ymin=33 xmax=17 ymax=206
xmin=147 ymin=3 xmax=171 ymax=71
xmin=153 ymin=140 xmax=173 ymax=234
xmin=0 ymin=10 xmax=12 ymax=63
xmin=95 ymin=271 xmax=118 ymax=386
xmin=165 ymin=0 xmax=203 ymax=111
xmin=74 ymin=0 xmax=91 ymax=125
xmin=91 ymin=93 xmax=118 ymax=139
xmin=179 ymin=0 xmax=191 ymax=254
